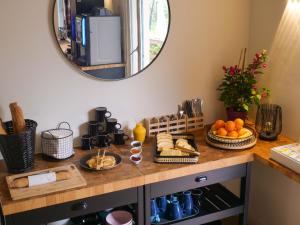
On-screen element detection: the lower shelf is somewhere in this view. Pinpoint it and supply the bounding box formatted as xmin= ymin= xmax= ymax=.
xmin=154 ymin=184 xmax=243 ymax=225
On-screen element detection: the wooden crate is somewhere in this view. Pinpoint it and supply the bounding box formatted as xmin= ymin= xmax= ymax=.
xmin=145 ymin=114 xmax=204 ymax=137
xmin=145 ymin=116 xmax=169 ymax=137
xmin=168 ymin=114 xmax=187 ymax=134
xmin=187 ymin=116 xmax=204 ymax=132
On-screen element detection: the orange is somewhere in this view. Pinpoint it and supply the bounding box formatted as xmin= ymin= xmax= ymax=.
xmin=228 ymin=131 xmax=239 ymax=138
xmin=225 ymin=121 xmax=236 ymax=132
xmin=217 ymin=128 xmax=228 ymax=137
xmin=234 ymin=118 xmax=244 ymax=130
xmin=238 ymin=128 xmax=248 ymax=137
xmin=214 ymin=120 xmax=225 ymax=129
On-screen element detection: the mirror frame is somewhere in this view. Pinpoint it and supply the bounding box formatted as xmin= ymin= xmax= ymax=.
xmin=51 ymin=0 xmax=171 ymax=81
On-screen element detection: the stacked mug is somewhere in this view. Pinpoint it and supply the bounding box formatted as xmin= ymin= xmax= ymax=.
xmin=151 ymin=188 xmax=204 ymax=223
xmin=81 ymin=107 xmax=129 ymax=150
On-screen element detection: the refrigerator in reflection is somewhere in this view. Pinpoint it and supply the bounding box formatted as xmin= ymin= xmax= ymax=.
xmin=74 ymin=15 xmax=122 ymax=66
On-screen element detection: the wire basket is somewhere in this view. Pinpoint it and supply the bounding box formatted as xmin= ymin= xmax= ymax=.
xmin=41 ymin=122 xmax=74 ymax=160
xmin=0 ymin=120 xmax=37 ymax=173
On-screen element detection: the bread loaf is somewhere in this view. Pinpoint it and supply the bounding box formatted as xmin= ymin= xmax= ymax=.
xmin=11 ymin=171 xmax=71 ymax=188
xmin=9 ymin=102 xmax=26 ymax=134
xmin=0 ymin=118 xmax=7 ymax=135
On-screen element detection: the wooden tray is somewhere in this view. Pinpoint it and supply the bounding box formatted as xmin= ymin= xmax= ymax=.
xmin=154 ymin=134 xmax=199 ymax=164
xmin=6 ymin=164 xmax=87 ymax=200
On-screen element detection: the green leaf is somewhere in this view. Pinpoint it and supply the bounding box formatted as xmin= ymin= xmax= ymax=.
xmin=242 ymin=104 xmax=249 ymax=111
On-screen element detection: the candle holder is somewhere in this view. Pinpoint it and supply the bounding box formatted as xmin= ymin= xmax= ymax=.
xmin=255 ymin=104 xmax=282 ymax=141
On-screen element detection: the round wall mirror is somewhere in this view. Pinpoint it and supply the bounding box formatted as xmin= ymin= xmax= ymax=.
xmin=53 ymin=0 xmax=170 ymax=80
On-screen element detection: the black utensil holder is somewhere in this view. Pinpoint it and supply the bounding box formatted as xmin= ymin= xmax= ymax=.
xmin=0 ymin=120 xmax=37 ymax=173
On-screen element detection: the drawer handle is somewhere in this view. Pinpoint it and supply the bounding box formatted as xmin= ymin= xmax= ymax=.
xmin=195 ymin=176 xmax=207 ymax=182
xmin=71 ymin=202 xmax=88 ymax=211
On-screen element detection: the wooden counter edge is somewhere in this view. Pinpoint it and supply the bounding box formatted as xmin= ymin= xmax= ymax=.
xmin=143 ymin=153 xmax=254 ymax=184
xmin=2 ymin=176 xmax=145 ymax=216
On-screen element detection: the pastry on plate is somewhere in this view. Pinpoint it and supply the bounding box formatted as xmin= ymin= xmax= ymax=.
xmin=87 ymin=156 xmax=116 ymax=170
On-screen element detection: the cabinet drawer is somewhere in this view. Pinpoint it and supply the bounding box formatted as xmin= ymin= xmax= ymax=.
xmin=6 ymin=188 xmax=138 ymax=225
xmin=150 ymin=164 xmax=246 ymax=198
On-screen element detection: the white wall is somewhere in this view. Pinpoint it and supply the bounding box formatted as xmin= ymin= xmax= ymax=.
xmin=248 ymin=1 xmax=300 ymax=225
xmin=0 ymin=0 xmax=250 ymax=148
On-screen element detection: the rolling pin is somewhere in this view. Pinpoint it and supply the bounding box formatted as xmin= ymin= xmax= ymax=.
xmin=11 ymin=171 xmax=71 ymax=188
xmin=9 ymin=102 xmax=26 ymax=134
xmin=0 ymin=118 xmax=7 ymax=135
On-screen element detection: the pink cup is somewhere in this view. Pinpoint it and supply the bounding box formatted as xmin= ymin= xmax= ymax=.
xmin=106 ymin=210 xmax=133 ymax=225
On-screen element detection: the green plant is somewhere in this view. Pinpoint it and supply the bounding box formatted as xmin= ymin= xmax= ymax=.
xmin=217 ymin=49 xmax=270 ymax=112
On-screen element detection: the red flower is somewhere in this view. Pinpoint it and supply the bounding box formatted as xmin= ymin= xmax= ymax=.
xmin=261 ymin=92 xmax=267 ymax=98
xmin=252 ymin=84 xmax=257 ymax=89
xmin=263 ymin=64 xmax=267 ymax=68
xmin=229 ymin=67 xmax=235 ymax=76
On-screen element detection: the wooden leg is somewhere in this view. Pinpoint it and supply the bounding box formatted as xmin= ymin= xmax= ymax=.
xmin=239 ymin=163 xmax=252 ymax=225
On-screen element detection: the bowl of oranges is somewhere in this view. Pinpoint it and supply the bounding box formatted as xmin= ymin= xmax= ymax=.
xmin=208 ymin=118 xmax=254 ymax=143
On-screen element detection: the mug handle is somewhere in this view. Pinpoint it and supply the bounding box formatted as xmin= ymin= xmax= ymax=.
xmin=98 ymin=124 xmax=105 ymax=133
xmin=106 ymin=135 xmax=113 ymax=144
xmin=115 ymin=123 xmax=122 ymax=130
xmin=123 ymin=134 xmax=129 ymax=141
xmin=91 ymin=137 xmax=97 ymax=149
xmin=105 ymin=111 xmax=112 ymax=118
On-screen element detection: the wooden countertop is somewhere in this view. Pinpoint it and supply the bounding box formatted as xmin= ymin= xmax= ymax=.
xmin=0 ymin=130 xmax=297 ymax=216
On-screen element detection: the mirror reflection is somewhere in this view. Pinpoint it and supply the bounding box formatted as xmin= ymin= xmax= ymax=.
xmin=53 ymin=0 xmax=170 ymax=80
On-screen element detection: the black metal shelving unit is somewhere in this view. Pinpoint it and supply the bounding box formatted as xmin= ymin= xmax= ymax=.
xmin=145 ymin=163 xmax=251 ymax=225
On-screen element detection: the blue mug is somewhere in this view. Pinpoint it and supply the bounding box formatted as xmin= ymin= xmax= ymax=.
xmin=157 ymin=196 xmax=168 ymax=214
xmin=183 ymin=191 xmax=194 ymax=216
xmin=151 ymin=199 xmax=160 ymax=223
xmin=168 ymin=194 xmax=178 ymax=203
xmin=192 ymin=189 xmax=204 ymax=209
xmin=167 ymin=200 xmax=183 ymax=220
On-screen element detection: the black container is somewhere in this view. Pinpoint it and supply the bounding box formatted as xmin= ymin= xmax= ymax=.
xmin=0 ymin=120 xmax=37 ymax=173
xmin=255 ymin=104 xmax=282 ymax=141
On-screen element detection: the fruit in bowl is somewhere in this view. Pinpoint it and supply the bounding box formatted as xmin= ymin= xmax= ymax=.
xmin=211 ymin=118 xmax=251 ymax=139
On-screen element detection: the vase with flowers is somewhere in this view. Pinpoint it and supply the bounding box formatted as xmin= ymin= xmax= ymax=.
xmin=217 ymin=49 xmax=270 ymax=121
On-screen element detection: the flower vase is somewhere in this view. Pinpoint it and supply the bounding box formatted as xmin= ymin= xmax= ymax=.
xmin=226 ymin=107 xmax=247 ymax=121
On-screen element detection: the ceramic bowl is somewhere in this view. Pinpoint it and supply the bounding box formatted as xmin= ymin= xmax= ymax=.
xmin=130 ymin=155 xmax=142 ymax=165
xmin=130 ymin=147 xmax=142 ymax=156
xmin=106 ymin=210 xmax=133 ymax=225
xmin=47 ymin=219 xmax=71 ymax=225
xmin=131 ymin=141 xmax=142 ymax=149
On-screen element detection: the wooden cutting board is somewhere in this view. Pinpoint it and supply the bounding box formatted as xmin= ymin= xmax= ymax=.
xmin=6 ymin=164 xmax=87 ymax=200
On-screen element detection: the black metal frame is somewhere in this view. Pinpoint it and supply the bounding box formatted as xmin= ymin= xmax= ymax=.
xmin=144 ymin=163 xmax=252 ymax=225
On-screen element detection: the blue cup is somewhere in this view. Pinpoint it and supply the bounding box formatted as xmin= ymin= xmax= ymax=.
xmin=151 ymin=199 xmax=160 ymax=223
xmin=167 ymin=200 xmax=183 ymax=220
xmin=168 ymin=194 xmax=178 ymax=203
xmin=157 ymin=196 xmax=168 ymax=215
xmin=192 ymin=188 xmax=204 ymax=209
xmin=183 ymin=191 xmax=194 ymax=216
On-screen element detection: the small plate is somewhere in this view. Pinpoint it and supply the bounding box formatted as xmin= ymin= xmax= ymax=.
xmin=79 ymin=152 xmax=122 ymax=171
